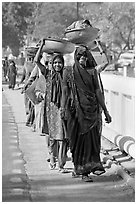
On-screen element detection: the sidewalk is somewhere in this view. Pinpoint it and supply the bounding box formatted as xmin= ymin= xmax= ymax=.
xmin=2 ymin=83 xmax=135 ymax=202
xmin=2 ymin=93 xmax=31 ymax=202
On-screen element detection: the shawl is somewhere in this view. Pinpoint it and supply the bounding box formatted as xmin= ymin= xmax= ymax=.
xmin=73 ymin=46 xmax=101 ymax=134
xmin=51 ymin=54 xmax=64 ymax=108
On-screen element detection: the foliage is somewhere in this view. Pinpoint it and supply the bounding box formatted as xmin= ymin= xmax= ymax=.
xmin=29 ymin=2 xmax=80 ymax=41
xmin=2 ymin=2 xmax=135 ymax=60
xmin=2 ymin=2 xmax=35 ymax=56
xmin=96 ymin=2 xmax=135 ymax=59
xmin=29 ymin=2 xmax=135 ymax=60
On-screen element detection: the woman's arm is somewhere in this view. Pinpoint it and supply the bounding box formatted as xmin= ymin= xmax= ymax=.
xmin=93 ymin=70 xmax=112 ymax=123
xmin=96 ymin=89 xmax=112 ymax=123
xmin=96 ymin=62 xmax=108 ymax=74
xmin=34 ymin=39 xmax=48 ymax=76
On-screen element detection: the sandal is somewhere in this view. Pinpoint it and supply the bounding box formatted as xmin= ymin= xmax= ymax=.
xmin=82 ymin=175 xmax=93 ymax=182
xmin=93 ymin=170 xmax=105 ymax=176
xmin=92 ymin=167 xmax=105 ymax=176
xmin=49 ymin=163 xmax=56 ymax=170
xmin=59 ymin=168 xmax=69 ymax=173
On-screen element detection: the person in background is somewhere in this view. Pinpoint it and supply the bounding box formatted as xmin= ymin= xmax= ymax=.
xmin=61 ymin=45 xmax=112 ymax=182
xmin=32 ymin=54 xmax=49 ymax=136
xmin=19 ymin=52 xmax=25 ymax=66
xmin=8 ymin=60 xmax=18 ymax=90
xmin=18 ymin=56 xmax=35 ymax=126
xmin=23 ymin=54 xmax=51 ymax=162
xmin=2 ymin=56 xmax=9 ymax=82
xmin=34 ymin=39 xmax=68 ymax=173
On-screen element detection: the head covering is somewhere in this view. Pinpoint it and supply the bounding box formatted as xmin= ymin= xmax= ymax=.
xmin=74 ymin=45 xmax=97 ymax=69
xmin=51 ymin=54 xmax=64 ymax=108
xmin=73 ymin=45 xmax=99 ymax=104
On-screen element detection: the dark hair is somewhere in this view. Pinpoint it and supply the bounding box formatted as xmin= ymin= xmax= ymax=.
xmin=52 ymin=54 xmax=64 ymax=77
xmin=52 ymin=54 xmax=64 ymax=67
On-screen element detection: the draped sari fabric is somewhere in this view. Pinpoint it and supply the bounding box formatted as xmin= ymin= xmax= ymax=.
xmin=67 ymin=46 xmax=105 ymax=175
xmin=51 ymin=54 xmax=64 ymax=109
xmin=51 ymin=72 xmax=63 ymax=109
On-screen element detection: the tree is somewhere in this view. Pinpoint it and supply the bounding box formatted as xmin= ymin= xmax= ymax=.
xmin=28 ymin=2 xmax=83 ymax=42
xmin=95 ymin=2 xmax=135 ymax=60
xmin=3 ymin=2 xmax=134 ymax=60
xmin=29 ymin=2 xmax=135 ymax=61
xmin=71 ymin=2 xmax=135 ymax=60
xmin=2 ymin=2 xmax=36 ymax=56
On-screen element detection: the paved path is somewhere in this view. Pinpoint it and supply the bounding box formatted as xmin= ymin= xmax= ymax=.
xmin=2 ymin=83 xmax=135 ymax=202
xmin=2 ymin=93 xmax=31 ymax=201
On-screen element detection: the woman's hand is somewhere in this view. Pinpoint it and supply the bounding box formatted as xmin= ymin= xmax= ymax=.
xmin=104 ymin=110 xmax=112 ymax=123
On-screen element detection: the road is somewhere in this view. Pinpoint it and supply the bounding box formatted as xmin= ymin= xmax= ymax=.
xmin=2 ymin=82 xmax=135 ymax=202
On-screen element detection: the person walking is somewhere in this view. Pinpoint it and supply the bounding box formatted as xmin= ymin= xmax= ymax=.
xmin=61 ymin=45 xmax=112 ymax=181
xmin=8 ymin=60 xmax=17 ymax=90
xmin=19 ymin=56 xmax=35 ymax=113
xmin=18 ymin=56 xmax=35 ymax=126
xmin=2 ymin=56 xmax=9 ymax=82
xmin=34 ymin=39 xmax=68 ymax=172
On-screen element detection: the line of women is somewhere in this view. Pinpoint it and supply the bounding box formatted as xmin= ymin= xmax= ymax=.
xmin=22 ymin=38 xmax=112 ymax=182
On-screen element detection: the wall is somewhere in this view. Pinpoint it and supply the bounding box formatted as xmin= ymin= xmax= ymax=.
xmin=100 ymin=73 xmax=135 ymax=157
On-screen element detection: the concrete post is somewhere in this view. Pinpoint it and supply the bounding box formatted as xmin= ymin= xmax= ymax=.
xmin=123 ymin=66 xmax=127 ymax=77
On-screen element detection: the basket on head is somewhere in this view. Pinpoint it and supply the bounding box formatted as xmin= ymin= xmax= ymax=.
xmin=41 ymin=37 xmax=75 ymax=54
xmin=64 ymin=20 xmax=100 ymax=45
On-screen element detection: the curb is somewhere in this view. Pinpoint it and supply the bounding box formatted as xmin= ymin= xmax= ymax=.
xmin=101 ymin=155 xmax=135 ymax=191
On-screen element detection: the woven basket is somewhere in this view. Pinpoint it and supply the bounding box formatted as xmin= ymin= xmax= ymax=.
xmin=41 ymin=38 xmax=75 ymax=54
xmin=64 ymin=27 xmax=99 ymax=45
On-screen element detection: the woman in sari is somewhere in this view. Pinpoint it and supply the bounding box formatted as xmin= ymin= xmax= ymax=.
xmin=34 ymin=39 xmax=68 ymax=172
xmin=61 ymin=45 xmax=112 ymax=182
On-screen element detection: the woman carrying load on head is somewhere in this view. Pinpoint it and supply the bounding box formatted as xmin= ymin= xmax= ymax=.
xmin=34 ymin=39 xmax=68 ymax=173
xmin=61 ymin=45 xmax=112 ymax=182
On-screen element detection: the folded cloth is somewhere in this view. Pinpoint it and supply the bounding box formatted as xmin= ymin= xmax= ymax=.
xmin=26 ymin=75 xmax=46 ymax=105
xmin=65 ymin=19 xmax=92 ymax=32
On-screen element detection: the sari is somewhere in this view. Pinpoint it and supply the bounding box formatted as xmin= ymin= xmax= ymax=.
xmin=64 ymin=46 xmax=105 ymax=175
